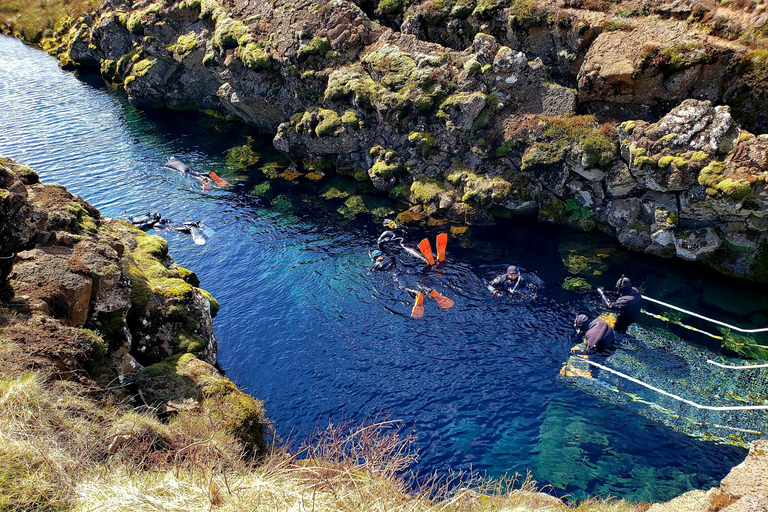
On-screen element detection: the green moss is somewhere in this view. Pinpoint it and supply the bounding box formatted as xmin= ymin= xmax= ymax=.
xmin=226 ymin=137 xmax=260 ymax=169
xmin=180 ymin=0 xmax=202 ymax=10
xmin=422 ymin=0 xmax=454 ymax=25
xmin=495 ymin=141 xmax=512 ymax=157
xmin=132 ymin=58 xmax=154 ymax=77
xmin=698 ymin=160 xmax=725 ymax=188
xmin=621 ymin=121 xmax=636 ymax=135
xmin=474 ymin=0 xmax=504 ymax=18
xmin=508 ymin=0 xmax=545 ymax=26
xmin=171 ymin=331 xmax=208 ymax=354
xmin=271 ymin=196 xmax=293 ymax=212
xmin=259 ymin=161 xmax=283 ymax=179
xmin=341 ymin=110 xmax=360 ymax=129
xmin=379 ymin=0 xmax=408 ymax=14
xmin=660 ymin=133 xmax=678 ymax=142
xmin=562 ymin=277 xmax=593 ymax=293
xmin=410 ymin=178 xmax=447 ymax=204
xmin=212 ymin=17 xmax=250 ymax=51
xmin=241 ymin=42 xmax=270 ymax=70
xmin=201 ymin=0 xmax=227 ymax=19
xmin=202 ymin=53 xmax=215 ymax=66
xmin=100 ymin=59 xmax=116 ymax=79
xmin=320 ymin=177 xmax=357 ymax=200
xmin=690 ymin=151 xmax=709 ymax=162
xmin=634 ymin=156 xmax=656 ymax=168
xmin=250 ymin=181 xmax=272 ymax=196
xmin=370 ymin=160 xmax=403 ymax=183
xmin=127 ymin=12 xmax=144 ymax=35
xmin=338 ymin=195 xmax=368 ymax=218
xmin=175 ymin=33 xmax=198 ymax=58
xmin=657 ymin=155 xmax=687 ymax=168
xmin=634 ymin=44 xmax=712 ymax=78
xmin=199 ymin=289 xmax=219 ymax=318
xmin=297 ymin=37 xmax=331 ymax=60
xmin=314 ymin=109 xmax=342 ymax=137
xmin=408 ymin=131 xmax=438 ymax=157
xmin=717 ymin=178 xmax=752 ymax=200
xmin=583 ymin=136 xmax=617 ymax=168
xmin=603 ymin=19 xmax=633 ymax=31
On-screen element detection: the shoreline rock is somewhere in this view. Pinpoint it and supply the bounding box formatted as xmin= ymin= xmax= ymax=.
xmin=0 ymin=156 xmax=272 ymax=456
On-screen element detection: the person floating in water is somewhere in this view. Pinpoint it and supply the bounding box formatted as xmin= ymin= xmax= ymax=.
xmin=488 ymin=265 xmax=525 ymax=296
xmin=377 ymin=219 xmax=447 ymax=266
xmin=164 ymin=157 xmax=205 ymax=179
xmin=369 ymin=241 xmax=453 ymax=318
xmin=571 ymin=313 xmax=615 ymax=355
xmin=597 ymin=276 xmax=643 ymax=333
xmin=487 ymin=265 xmax=542 ymax=298
xmin=128 ymin=211 xmax=161 ymax=230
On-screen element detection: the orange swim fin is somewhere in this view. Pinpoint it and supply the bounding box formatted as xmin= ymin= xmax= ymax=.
xmin=430 ymin=289 xmax=454 ymax=310
xmin=436 ymin=232 xmax=447 ymax=262
xmin=418 ymin=238 xmax=435 ymax=265
xmin=411 ymin=291 xmax=425 ymax=318
xmin=209 ymin=171 xmax=229 ymax=186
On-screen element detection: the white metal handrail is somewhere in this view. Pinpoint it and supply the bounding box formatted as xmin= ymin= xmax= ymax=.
xmin=641 ymin=295 xmax=768 ymax=334
xmin=707 ymin=360 xmax=768 ymax=370
xmin=575 ymin=358 xmax=768 ymax=411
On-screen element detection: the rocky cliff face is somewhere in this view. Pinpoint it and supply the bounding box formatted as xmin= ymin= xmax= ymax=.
xmin=0 ymin=157 xmax=271 ymax=455
xmin=25 ymin=0 xmax=768 ymax=282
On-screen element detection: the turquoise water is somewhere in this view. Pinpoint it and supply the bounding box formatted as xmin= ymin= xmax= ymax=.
xmin=1 ymin=35 xmax=763 ymax=502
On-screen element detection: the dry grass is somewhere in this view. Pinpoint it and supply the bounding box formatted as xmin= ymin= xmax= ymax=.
xmin=0 ymin=371 xmax=650 ymax=512
xmin=0 ymin=0 xmax=100 ymax=43
xmin=0 ymin=370 xmax=652 ymax=511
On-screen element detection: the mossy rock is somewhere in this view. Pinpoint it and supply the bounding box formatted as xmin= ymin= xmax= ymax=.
xmin=538 ymin=190 xmax=566 ymax=224
xmin=136 ymin=353 xmax=270 ymax=455
xmin=341 ymin=110 xmax=360 ymax=129
xmin=226 ymin=137 xmax=260 ymax=170
xmin=315 ymin=109 xmax=342 ymax=137
xmin=320 ymin=177 xmax=357 ymax=200
xmin=212 ymin=17 xmax=250 ymax=51
xmin=698 ymin=161 xmax=753 ymax=200
xmin=379 ymin=0 xmax=407 ymax=15
xmin=408 ymin=131 xmax=438 ymax=157
xmin=338 ymin=195 xmax=368 ymax=218
xmin=175 ymin=33 xmax=198 ymax=59
xmin=250 ymin=181 xmax=272 ymax=197
xmin=563 ymin=277 xmax=593 ymax=293
xmin=559 ymin=242 xmax=608 ymax=276
xmin=297 ymin=37 xmax=331 ymax=61
xmin=131 ymin=58 xmax=154 ymax=77
xmin=241 ymin=42 xmax=270 ymax=70
xmin=411 ymin=178 xmax=448 ymax=204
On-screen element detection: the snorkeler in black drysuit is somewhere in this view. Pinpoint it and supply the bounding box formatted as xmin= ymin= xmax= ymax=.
xmin=128 ymin=212 xmax=161 ymax=230
xmin=571 ymin=314 xmax=615 ymax=355
xmin=368 ymin=242 xmax=453 ymax=316
xmin=376 ymin=219 xmax=431 ymax=264
xmin=487 ymin=265 xmax=542 ymax=298
xmin=488 ymin=265 xmax=526 ymax=296
xmin=597 ymin=276 xmax=643 ymax=333
xmin=164 ymin=157 xmax=206 ymax=179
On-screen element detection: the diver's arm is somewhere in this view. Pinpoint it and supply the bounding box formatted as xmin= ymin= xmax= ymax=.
xmin=488 ymin=275 xmax=504 ymax=294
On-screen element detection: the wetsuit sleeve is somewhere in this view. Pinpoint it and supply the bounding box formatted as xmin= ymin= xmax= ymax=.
xmin=488 ymin=275 xmax=505 ymax=293
xmin=605 ymin=294 xmax=632 ymax=311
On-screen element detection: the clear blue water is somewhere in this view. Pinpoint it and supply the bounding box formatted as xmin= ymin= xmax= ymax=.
xmin=1 ymin=35 xmax=762 ymax=502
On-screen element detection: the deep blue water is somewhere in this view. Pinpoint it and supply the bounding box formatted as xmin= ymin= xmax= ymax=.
xmin=1 ymin=35 xmax=764 ymax=502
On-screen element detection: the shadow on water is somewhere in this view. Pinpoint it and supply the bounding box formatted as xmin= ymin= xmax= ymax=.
xmin=0 ymin=35 xmax=764 ymax=503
